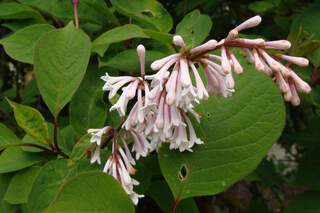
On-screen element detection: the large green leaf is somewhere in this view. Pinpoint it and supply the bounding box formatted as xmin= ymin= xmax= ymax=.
xmin=7 ymin=100 xmax=50 ymax=145
xmin=0 ymin=123 xmax=21 ymax=150
xmin=99 ymin=49 xmax=165 ymax=73
xmin=175 ymin=10 xmax=212 ymax=47
xmin=24 ymin=159 xmax=75 ymax=213
xmin=0 ymin=2 xmax=44 ymax=21
xmin=4 ymin=166 xmax=41 ymax=204
xmin=284 ymin=191 xmax=320 ymax=213
xmin=0 ymin=24 xmax=54 ymax=64
xmin=44 ymin=172 xmax=134 ymax=213
xmin=70 ymin=66 xmax=107 ymax=136
xmin=111 ymin=0 xmax=173 ymax=32
xmin=18 ymin=0 xmax=117 ymax=26
xmin=24 ymin=159 xmax=100 ymax=213
xmin=158 ymin=64 xmax=285 ymax=199
xmin=34 ymin=23 xmax=91 ymax=116
xmin=0 ymin=147 xmax=46 ymax=173
xmin=92 ymin=24 xmax=149 ymax=56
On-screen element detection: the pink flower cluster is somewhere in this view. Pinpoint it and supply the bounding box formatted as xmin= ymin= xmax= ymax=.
xmin=88 ymin=15 xmax=311 ymax=204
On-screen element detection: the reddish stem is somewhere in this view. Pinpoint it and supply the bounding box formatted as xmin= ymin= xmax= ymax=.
xmin=171 ymin=197 xmax=181 ymax=213
xmin=72 ymin=0 xmax=79 ymax=28
xmin=19 ymin=143 xmax=57 ymax=154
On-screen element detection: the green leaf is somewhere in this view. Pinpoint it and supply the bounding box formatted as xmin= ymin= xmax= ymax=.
xmin=158 ymin=64 xmax=285 ymax=199
xmin=70 ymin=134 xmax=91 ymax=161
xmin=34 ymin=23 xmax=91 ymax=116
xmin=290 ymin=3 xmax=320 ymax=67
xmin=284 ymin=191 xmax=320 ymax=213
xmin=143 ymin=29 xmax=173 ymax=46
xmin=44 ymin=172 xmax=134 ymax=213
xmin=7 ymin=99 xmax=50 ymax=145
xmin=0 ymin=123 xmax=21 ymax=150
xmin=0 ymin=2 xmax=45 ymax=22
xmin=147 ymin=180 xmax=199 ymax=213
xmin=291 ymin=3 xmax=320 ymax=40
xmin=175 ymin=10 xmax=212 ymax=47
xmin=248 ymin=1 xmax=275 ymax=13
xmin=0 ymin=24 xmax=54 ymax=64
xmin=0 ymin=174 xmax=16 ymax=212
xmin=99 ymin=49 xmax=165 ymax=74
xmin=60 ymin=125 xmax=77 ymax=155
xmin=0 ymin=147 xmax=46 ymax=173
xmin=70 ymin=66 xmax=107 ymax=136
xmin=25 ymin=159 xmax=99 ymax=213
xmin=4 ymin=166 xmax=41 ymax=204
xmin=111 ymin=0 xmax=173 ymax=32
xmin=24 ymin=159 xmax=75 ymax=213
xmin=18 ymin=0 xmax=117 ymax=26
xmin=92 ymin=24 xmax=149 ymax=56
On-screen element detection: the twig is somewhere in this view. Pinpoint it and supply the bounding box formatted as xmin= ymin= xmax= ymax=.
xmin=72 ymin=0 xmax=80 ymax=28
xmin=53 ymin=114 xmax=69 ymax=158
xmin=18 ymin=143 xmax=57 ymax=155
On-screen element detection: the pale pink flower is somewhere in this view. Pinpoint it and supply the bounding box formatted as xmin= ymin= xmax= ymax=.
xmin=87 ymin=126 xmax=111 ymax=146
xmin=103 ymin=141 xmax=143 ymax=205
xmin=130 ymin=129 xmax=152 ymax=160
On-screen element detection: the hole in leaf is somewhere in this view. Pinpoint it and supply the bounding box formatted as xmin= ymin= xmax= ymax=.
xmin=178 ymin=164 xmax=188 ymax=181
xmin=206 ymin=112 xmax=212 ymax=118
xmin=191 ymin=30 xmax=195 ymax=35
xmin=141 ymin=10 xmax=155 ymax=18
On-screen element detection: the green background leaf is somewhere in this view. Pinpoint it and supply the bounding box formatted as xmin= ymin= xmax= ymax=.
xmin=4 ymin=166 xmax=41 ymax=204
xmin=92 ymin=24 xmax=149 ymax=56
xmin=0 ymin=123 xmax=21 ymax=150
xmin=44 ymin=172 xmax=134 ymax=213
xmin=0 ymin=24 xmax=54 ymax=64
xmin=33 ymin=23 xmax=91 ymax=116
xmin=0 ymin=147 xmax=46 ymax=173
xmin=158 ymin=64 xmax=285 ymax=199
xmin=24 ymin=159 xmax=99 ymax=213
xmin=7 ymin=100 xmax=50 ymax=145
xmin=111 ymin=0 xmax=173 ymax=32
xmin=99 ymin=49 xmax=165 ymax=73
xmin=18 ymin=0 xmax=116 ymax=26
xmin=70 ymin=66 xmax=107 ymax=136
xmin=0 ymin=2 xmax=44 ymax=21
xmin=175 ymin=10 xmax=212 ymax=47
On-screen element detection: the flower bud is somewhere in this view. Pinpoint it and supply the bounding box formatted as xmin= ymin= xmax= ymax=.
xmin=265 ymin=40 xmax=291 ymax=50
xmin=235 ymin=15 xmax=262 ymax=32
xmin=173 ymin=35 xmax=186 ymax=48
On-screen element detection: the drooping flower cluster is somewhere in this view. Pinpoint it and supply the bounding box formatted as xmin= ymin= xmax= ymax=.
xmin=88 ymin=15 xmax=311 ymax=205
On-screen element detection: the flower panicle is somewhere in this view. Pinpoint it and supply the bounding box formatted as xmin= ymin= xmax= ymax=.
xmin=88 ymin=15 xmax=311 ymax=205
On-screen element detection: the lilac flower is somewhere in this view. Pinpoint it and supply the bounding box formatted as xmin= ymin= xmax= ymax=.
xmin=103 ymin=141 xmax=143 ymax=205
xmin=87 ymin=126 xmax=112 ymax=164
xmin=130 ymin=129 xmax=152 ymax=160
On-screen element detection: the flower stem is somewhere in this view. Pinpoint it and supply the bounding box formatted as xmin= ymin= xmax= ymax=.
xmin=72 ymin=0 xmax=79 ymax=28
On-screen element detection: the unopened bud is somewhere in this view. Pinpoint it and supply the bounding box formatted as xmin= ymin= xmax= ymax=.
xmin=235 ymin=15 xmax=262 ymax=32
xmin=173 ymin=35 xmax=186 ymax=48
